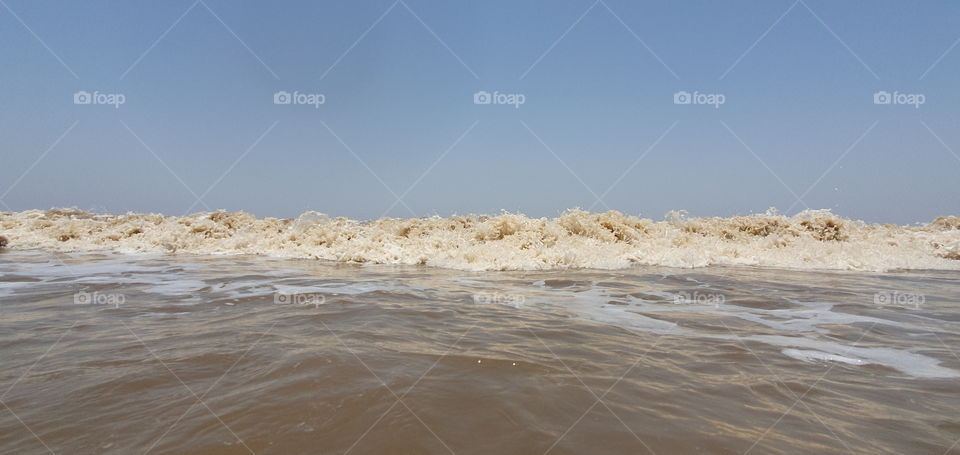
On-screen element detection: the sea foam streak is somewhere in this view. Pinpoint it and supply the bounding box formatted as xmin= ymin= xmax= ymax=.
xmin=1 ymin=209 xmax=958 ymax=271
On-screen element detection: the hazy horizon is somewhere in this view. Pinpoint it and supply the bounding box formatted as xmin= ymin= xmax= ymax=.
xmin=3 ymin=0 xmax=959 ymax=224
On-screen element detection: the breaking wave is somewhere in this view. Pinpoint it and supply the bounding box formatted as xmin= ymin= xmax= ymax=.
xmin=1 ymin=208 xmax=959 ymax=272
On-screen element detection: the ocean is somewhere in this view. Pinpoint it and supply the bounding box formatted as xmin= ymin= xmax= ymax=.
xmin=1 ymin=209 xmax=959 ymax=453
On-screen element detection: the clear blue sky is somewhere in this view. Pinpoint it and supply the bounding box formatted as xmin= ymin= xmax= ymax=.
xmin=2 ymin=0 xmax=958 ymax=224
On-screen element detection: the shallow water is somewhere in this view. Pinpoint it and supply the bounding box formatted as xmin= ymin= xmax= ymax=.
xmin=1 ymin=250 xmax=959 ymax=454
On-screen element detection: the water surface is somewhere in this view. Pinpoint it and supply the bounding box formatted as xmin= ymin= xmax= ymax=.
xmin=1 ymin=251 xmax=958 ymax=454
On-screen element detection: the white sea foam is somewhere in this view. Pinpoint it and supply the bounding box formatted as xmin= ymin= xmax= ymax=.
xmin=513 ymin=286 xmax=960 ymax=379
xmin=1 ymin=208 xmax=959 ymax=272
xmin=782 ymin=349 xmax=866 ymax=365
xmin=759 ymin=336 xmax=960 ymax=378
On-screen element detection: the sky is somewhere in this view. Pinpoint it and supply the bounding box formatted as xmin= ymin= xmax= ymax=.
xmin=1 ymin=0 xmax=958 ymax=224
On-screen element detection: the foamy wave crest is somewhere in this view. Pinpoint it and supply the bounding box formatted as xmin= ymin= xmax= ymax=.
xmin=2 ymin=209 xmax=959 ymax=271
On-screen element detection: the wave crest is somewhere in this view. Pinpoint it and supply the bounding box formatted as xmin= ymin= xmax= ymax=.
xmin=2 ymin=208 xmax=958 ymax=271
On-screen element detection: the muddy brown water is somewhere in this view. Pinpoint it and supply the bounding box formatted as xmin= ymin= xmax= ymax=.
xmin=1 ymin=251 xmax=958 ymax=454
